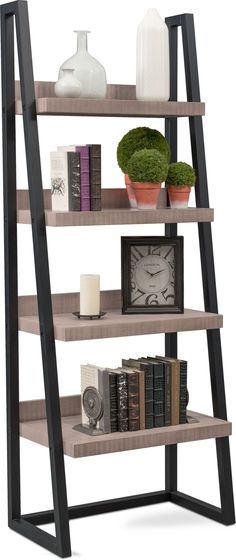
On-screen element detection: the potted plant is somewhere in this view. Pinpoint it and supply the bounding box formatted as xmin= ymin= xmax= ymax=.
xmin=117 ymin=126 xmax=170 ymax=208
xmin=166 ymin=162 xmax=196 ymax=208
xmin=126 ymin=148 xmax=169 ymax=209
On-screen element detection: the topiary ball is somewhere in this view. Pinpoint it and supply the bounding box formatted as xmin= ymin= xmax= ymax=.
xmin=127 ymin=148 xmax=169 ymax=184
xmin=166 ymin=162 xmax=196 ymax=186
xmin=117 ymin=126 xmax=170 ymax=173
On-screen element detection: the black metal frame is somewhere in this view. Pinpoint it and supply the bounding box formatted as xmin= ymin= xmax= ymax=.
xmin=1 ymin=2 xmax=234 ymax=557
xmin=121 ymin=235 xmax=184 ymax=314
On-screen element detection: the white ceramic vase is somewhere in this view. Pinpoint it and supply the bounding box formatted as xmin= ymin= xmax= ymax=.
xmin=59 ymin=30 xmax=107 ymax=99
xmin=54 ymin=68 xmax=81 ymax=97
xmin=136 ymin=8 xmax=170 ymax=101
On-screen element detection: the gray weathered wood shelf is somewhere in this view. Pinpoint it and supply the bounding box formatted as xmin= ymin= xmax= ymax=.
xmin=17 ymin=188 xmax=214 ymax=226
xmin=15 ymin=81 xmax=205 ymax=118
xmin=18 ymin=290 xmax=223 ymax=342
xmin=19 ymin=395 xmax=231 ymax=459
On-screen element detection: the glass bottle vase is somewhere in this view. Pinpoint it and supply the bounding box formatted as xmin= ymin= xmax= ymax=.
xmin=59 ymin=30 xmax=107 ymax=99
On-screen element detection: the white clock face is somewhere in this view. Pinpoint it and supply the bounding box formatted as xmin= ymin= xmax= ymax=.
xmin=130 ymin=245 xmax=175 ymax=306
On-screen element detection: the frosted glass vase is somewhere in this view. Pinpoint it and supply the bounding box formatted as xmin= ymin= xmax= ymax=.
xmin=54 ymin=69 xmax=81 ymax=97
xmin=59 ymin=30 xmax=107 ymax=99
xmin=136 ymin=9 xmax=170 ymax=101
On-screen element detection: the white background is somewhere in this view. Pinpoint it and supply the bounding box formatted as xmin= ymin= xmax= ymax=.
xmin=0 ymin=0 xmax=235 ymax=558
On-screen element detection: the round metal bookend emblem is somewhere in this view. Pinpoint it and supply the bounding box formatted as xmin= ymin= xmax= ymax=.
xmin=83 ymin=386 xmax=104 ymax=422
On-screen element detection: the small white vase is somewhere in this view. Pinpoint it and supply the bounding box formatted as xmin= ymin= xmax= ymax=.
xmin=54 ymin=68 xmax=81 ymax=97
xmin=136 ymin=8 xmax=170 ymax=101
xmin=59 ymin=30 xmax=107 ymax=99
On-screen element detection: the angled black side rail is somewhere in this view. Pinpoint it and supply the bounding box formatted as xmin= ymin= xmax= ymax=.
xmin=165 ymin=13 xmax=235 ymax=526
xmin=1 ymin=2 xmax=234 ymax=558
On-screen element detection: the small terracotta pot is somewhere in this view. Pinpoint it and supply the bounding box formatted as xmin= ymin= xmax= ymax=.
xmin=124 ymin=174 xmax=137 ymax=208
xmin=133 ymin=182 xmax=161 ymax=210
xmin=167 ymin=185 xmax=191 ymax=208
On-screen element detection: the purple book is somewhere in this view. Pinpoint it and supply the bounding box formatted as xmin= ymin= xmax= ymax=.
xmin=75 ymin=146 xmax=90 ymax=211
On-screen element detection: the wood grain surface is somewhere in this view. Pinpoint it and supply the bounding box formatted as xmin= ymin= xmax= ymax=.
xmin=18 ymin=290 xmax=223 ymax=342
xmin=19 ymin=394 xmax=231 ymax=458
xmin=15 ymin=80 xmax=205 ymax=117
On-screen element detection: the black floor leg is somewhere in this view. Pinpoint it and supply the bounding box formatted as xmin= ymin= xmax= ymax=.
xmin=1 ymin=1 xmax=71 ymax=556
xmin=1 ymin=5 xmax=21 ymax=525
xmin=180 ymin=12 xmax=235 ymax=524
xmin=164 ymin=18 xmax=178 ymax=493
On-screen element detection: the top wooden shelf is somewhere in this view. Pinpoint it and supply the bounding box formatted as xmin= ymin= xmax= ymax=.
xmin=15 ymin=82 xmax=205 ymax=118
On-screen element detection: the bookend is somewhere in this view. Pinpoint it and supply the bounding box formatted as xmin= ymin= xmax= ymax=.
xmin=1 ymin=2 xmax=235 ymax=557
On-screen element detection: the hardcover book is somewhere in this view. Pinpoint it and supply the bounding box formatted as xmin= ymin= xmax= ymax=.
xmin=58 ymin=145 xmax=90 ymax=210
xmin=51 ymin=151 xmax=80 ymax=211
xmin=147 ymin=356 xmax=171 ymax=426
xmin=88 ymin=144 xmax=101 ymax=211
xmin=144 ymin=358 xmax=165 ymax=427
xmin=116 ymin=370 xmax=128 ymax=432
xmin=121 ymin=368 xmax=140 ymax=431
xmin=178 ymin=359 xmax=187 ymax=424
xmin=155 ymin=355 xmax=180 ymax=425
xmin=122 ymin=359 xmax=153 ymax=429
xmin=106 ymin=370 xmax=118 ymax=432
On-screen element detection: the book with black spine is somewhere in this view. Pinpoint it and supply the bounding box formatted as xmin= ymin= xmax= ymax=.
xmin=122 ymin=359 xmax=153 ymax=429
xmin=87 ymin=144 xmax=101 ymax=211
xmin=147 ymin=356 xmax=171 ymax=426
xmin=143 ymin=358 xmax=164 ymax=427
xmin=104 ymin=369 xmax=118 ymax=432
xmin=155 ymin=355 xmax=180 ymax=425
xmin=116 ymin=370 xmax=128 ymax=432
xmin=178 ymin=359 xmax=187 ymax=424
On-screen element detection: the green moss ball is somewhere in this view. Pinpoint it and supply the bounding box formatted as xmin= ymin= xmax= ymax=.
xmin=117 ymin=127 xmax=170 ymax=173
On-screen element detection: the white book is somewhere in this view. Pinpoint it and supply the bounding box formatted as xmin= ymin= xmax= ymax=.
xmin=50 ymin=151 xmax=81 ymax=211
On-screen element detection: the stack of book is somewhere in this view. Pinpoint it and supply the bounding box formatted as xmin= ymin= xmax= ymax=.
xmin=80 ymin=355 xmax=187 ymax=434
xmin=50 ymin=144 xmax=101 ymax=212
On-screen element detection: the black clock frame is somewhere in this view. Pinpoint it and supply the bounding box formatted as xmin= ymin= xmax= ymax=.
xmin=121 ymin=236 xmax=184 ymax=314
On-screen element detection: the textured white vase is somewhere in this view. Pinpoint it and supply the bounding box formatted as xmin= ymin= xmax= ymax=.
xmin=136 ymin=8 xmax=170 ymax=101
xmin=59 ymin=30 xmax=107 ymax=99
xmin=54 ymin=69 xmax=81 ymax=97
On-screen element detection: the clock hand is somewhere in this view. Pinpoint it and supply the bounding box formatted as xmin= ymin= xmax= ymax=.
xmin=152 ymin=268 xmax=166 ymax=276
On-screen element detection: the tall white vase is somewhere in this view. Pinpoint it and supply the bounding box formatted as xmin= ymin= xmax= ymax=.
xmin=59 ymin=30 xmax=107 ymax=99
xmin=136 ymin=9 xmax=170 ymax=102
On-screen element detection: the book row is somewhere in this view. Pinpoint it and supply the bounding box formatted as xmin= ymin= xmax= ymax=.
xmin=50 ymin=144 xmax=101 ymax=212
xmin=81 ymin=355 xmax=188 ymax=434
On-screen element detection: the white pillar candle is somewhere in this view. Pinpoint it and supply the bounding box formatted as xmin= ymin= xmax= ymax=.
xmin=80 ymin=274 xmax=100 ymax=316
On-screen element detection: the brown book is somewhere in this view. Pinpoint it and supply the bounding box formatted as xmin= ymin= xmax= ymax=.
xmin=155 ymin=356 xmax=180 ymax=425
xmin=119 ymin=368 xmax=140 ymax=431
xmin=120 ymin=366 xmax=145 ymax=430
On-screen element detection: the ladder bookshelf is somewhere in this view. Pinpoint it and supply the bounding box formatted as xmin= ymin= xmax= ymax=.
xmin=1 ymin=1 xmax=235 ymax=557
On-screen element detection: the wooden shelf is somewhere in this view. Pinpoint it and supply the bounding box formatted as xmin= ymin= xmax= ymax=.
xmin=15 ymin=82 xmax=205 ymax=118
xmin=17 ymin=188 xmax=214 ymax=227
xmin=19 ymin=395 xmax=231 ymax=459
xmin=18 ymin=290 xmax=223 ymax=342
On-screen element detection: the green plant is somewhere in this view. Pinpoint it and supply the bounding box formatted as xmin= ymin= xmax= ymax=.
xmin=117 ymin=126 xmax=170 ymax=173
xmin=166 ymin=162 xmax=196 ymax=187
xmin=127 ymin=148 xmax=169 ymax=183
